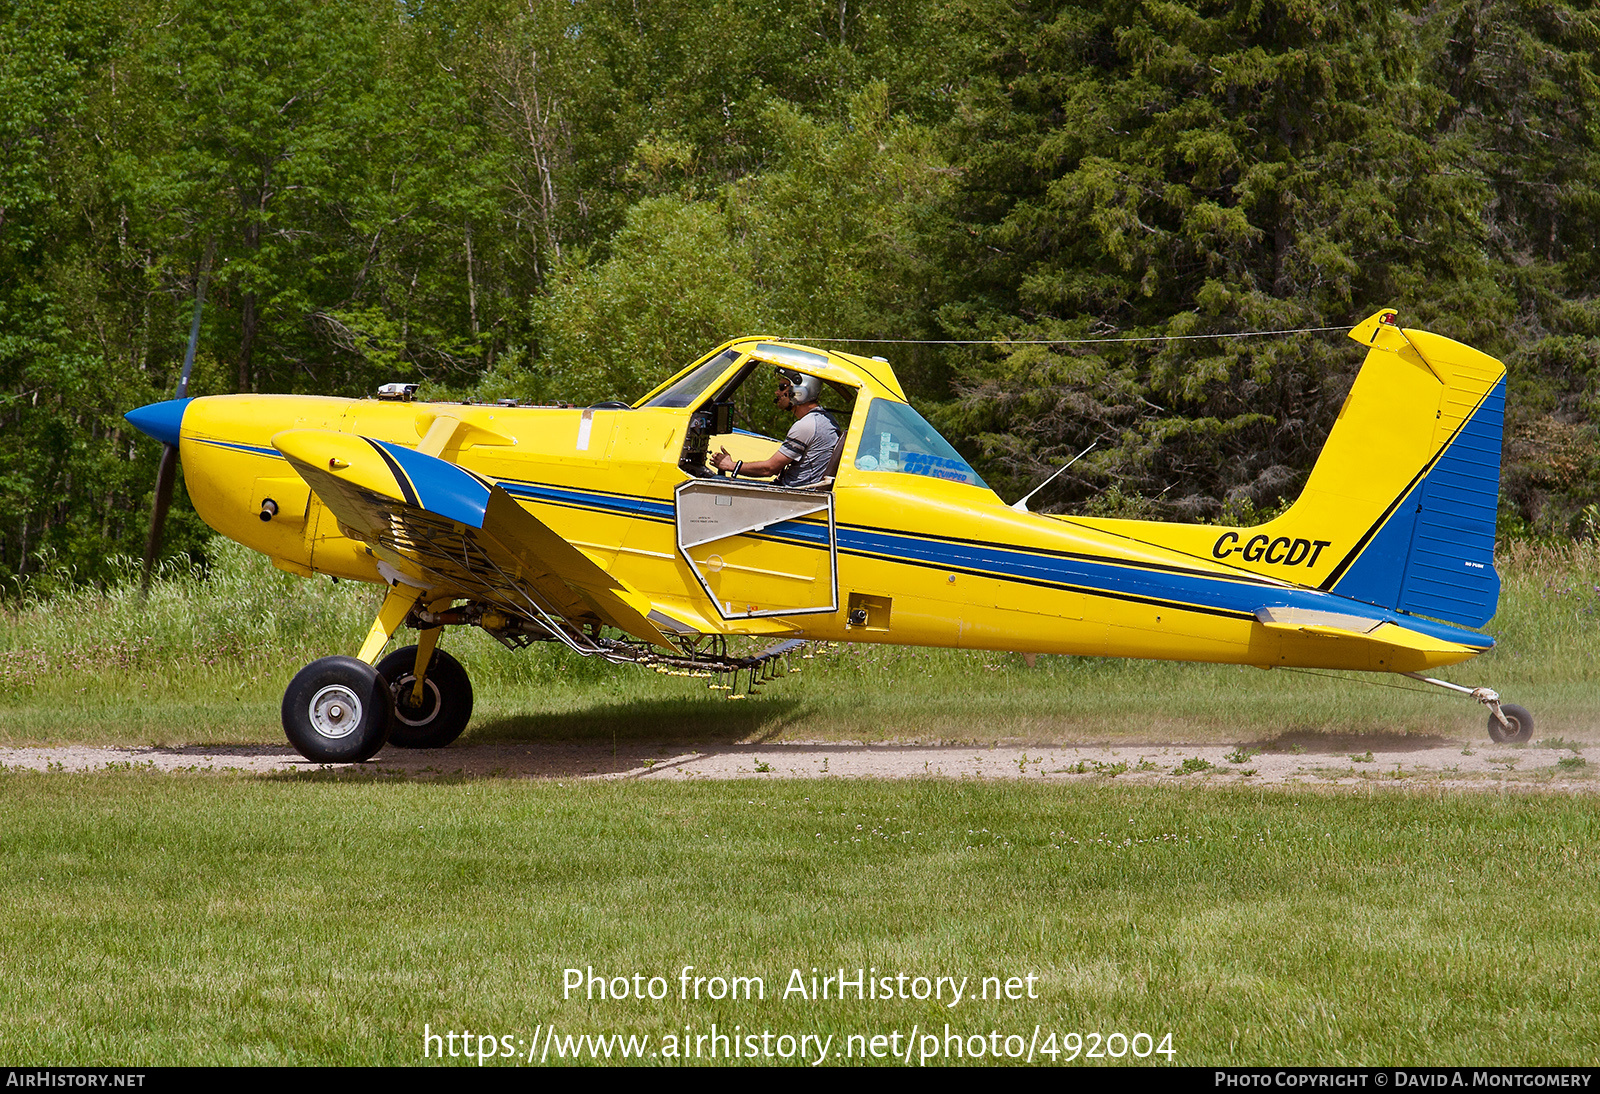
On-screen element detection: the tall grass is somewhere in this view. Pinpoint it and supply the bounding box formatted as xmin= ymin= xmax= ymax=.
xmin=2 ymin=544 xmax=380 ymax=674
xmin=1482 ymin=538 xmax=1600 ymax=686
xmin=0 ymin=538 xmax=1594 ymax=745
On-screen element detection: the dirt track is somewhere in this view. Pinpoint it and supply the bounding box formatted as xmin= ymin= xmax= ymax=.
xmin=2 ymin=736 xmax=1595 ymax=790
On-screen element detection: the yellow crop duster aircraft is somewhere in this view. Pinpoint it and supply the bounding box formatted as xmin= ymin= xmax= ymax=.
xmin=126 ymin=310 xmax=1525 ymax=762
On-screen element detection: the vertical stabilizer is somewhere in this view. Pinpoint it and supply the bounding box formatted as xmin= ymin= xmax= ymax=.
xmin=1065 ymin=310 xmax=1506 ymax=628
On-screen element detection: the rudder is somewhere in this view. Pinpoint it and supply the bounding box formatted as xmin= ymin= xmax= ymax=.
xmin=1321 ymin=317 xmax=1504 ymax=626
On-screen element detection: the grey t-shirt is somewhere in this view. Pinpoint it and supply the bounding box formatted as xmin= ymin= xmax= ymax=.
xmin=777 ymin=408 xmax=841 ymax=487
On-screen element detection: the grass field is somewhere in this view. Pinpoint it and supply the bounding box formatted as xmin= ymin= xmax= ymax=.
xmin=1 ymin=538 xmax=1596 ymax=746
xmin=0 ymin=772 xmax=1595 ymax=1066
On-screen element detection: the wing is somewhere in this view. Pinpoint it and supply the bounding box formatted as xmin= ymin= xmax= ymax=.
xmin=271 ymin=429 xmax=674 ymax=647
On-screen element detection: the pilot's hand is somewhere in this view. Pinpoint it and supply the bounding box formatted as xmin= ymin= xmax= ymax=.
xmin=711 ymin=447 xmax=733 ymax=473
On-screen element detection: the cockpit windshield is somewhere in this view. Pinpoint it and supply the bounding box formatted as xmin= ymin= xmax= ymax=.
xmin=853 ymin=399 xmax=987 ymax=488
xmin=637 ymin=349 xmax=741 ymax=408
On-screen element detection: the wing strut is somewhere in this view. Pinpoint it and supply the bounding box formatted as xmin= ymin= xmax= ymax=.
xmin=357 ymin=585 xmax=420 ymax=665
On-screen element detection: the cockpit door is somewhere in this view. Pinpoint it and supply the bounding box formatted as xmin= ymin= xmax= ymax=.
xmin=674 ymin=479 xmax=838 ymax=619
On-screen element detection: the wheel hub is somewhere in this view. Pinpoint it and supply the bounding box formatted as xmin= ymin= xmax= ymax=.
xmin=393 ymin=677 xmax=442 ymax=727
xmin=309 ymin=684 xmax=363 ymax=739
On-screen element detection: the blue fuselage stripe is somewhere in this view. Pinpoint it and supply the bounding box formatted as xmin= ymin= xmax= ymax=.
xmin=195 ymin=438 xmax=283 ymax=459
xmin=493 ymin=477 xmax=1493 ymax=649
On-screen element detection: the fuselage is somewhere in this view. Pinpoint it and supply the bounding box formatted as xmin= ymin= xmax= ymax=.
xmin=160 ymin=375 xmax=1488 ymax=675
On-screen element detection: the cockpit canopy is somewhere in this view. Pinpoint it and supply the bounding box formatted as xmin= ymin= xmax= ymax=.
xmin=638 ymin=337 xmax=987 ymax=491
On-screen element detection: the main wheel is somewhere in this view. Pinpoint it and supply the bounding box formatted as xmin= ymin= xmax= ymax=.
xmin=376 ymin=645 xmax=474 ymax=749
xmin=1487 ymin=703 xmax=1534 ymax=744
xmin=282 ymin=656 xmax=391 ymax=763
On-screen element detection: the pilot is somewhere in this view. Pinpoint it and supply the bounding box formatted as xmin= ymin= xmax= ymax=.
xmin=710 ymin=368 xmax=841 ymax=488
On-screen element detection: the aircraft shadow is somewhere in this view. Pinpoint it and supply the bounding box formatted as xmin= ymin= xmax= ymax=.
xmin=463 ymin=696 xmax=809 ymax=747
xmin=1251 ymin=730 xmax=1461 ymax=755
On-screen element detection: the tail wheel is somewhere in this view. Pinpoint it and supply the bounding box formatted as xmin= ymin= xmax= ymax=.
xmin=1487 ymin=703 xmax=1533 ymax=745
xmin=376 ymin=645 xmax=474 ymax=749
xmin=282 ymin=656 xmax=391 ymax=763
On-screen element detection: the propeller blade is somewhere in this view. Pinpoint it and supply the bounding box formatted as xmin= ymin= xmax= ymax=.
xmin=140 ymin=242 xmax=213 ymax=595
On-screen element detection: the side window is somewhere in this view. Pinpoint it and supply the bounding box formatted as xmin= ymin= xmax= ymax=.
xmin=853 ymin=399 xmax=987 ymax=488
xmin=713 ymin=363 xmax=858 ymax=443
xmin=718 ymin=363 xmax=793 ymax=441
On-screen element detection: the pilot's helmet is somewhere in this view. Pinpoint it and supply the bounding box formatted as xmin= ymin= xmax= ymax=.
xmin=776 ymin=368 xmax=822 ymax=404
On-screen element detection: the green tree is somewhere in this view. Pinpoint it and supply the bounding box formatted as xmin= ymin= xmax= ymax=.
xmin=111 ymin=0 xmax=384 ymax=394
xmin=724 ymin=84 xmax=958 ymax=380
xmin=484 ymin=85 xmax=958 ymax=404
xmin=492 ymin=194 xmax=766 ymax=404
xmin=1427 ymin=0 xmax=1600 ymax=534
xmin=939 ymin=0 xmax=1496 ymax=512
xmin=0 ymin=0 xmax=178 ymax=587
xmin=316 ymin=5 xmax=514 ymax=388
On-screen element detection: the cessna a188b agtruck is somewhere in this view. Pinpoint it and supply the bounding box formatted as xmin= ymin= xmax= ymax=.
xmin=125 ymin=310 xmax=1526 ymax=762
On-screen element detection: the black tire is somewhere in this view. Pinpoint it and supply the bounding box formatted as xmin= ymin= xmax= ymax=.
xmin=282 ymin=656 xmax=391 ymax=763
xmin=1487 ymin=702 xmax=1534 ymax=745
xmin=376 ymin=645 xmax=474 ymax=749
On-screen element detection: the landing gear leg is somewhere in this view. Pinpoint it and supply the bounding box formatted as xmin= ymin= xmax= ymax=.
xmin=1403 ymin=673 xmax=1533 ymax=744
xmin=355 ymin=584 xmax=421 ymax=665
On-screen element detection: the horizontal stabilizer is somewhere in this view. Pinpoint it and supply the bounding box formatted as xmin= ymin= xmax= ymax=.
xmin=1253 ymin=606 xmax=1384 ymax=636
xmin=1254 ymin=604 xmax=1480 ymax=670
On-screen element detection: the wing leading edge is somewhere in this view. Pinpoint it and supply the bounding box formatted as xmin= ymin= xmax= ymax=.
xmin=271 ymin=429 xmax=673 ymax=647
